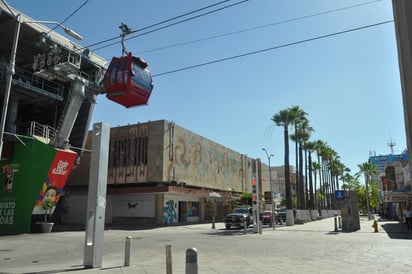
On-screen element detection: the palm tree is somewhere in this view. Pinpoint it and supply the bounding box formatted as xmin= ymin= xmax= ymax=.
xmin=300 ymin=120 xmax=313 ymax=210
xmin=340 ymin=171 xmax=352 ymax=191
xmin=312 ymin=161 xmax=321 ymax=210
xmin=272 ymin=108 xmax=295 ymax=225
xmin=313 ymin=139 xmax=327 ymax=210
xmin=357 ymin=162 xmax=378 ymax=220
xmin=330 ymin=155 xmax=345 ymax=208
xmin=289 ymin=106 xmax=307 ymax=210
xmin=305 ymin=141 xmax=317 ymax=210
xmin=320 ymin=145 xmax=336 ymax=209
xmin=291 ymin=124 xmax=312 ymax=210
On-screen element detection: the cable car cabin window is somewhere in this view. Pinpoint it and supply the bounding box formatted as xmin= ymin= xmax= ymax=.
xmin=131 ymin=62 xmax=153 ymax=92
xmin=116 ymin=58 xmax=128 ymax=85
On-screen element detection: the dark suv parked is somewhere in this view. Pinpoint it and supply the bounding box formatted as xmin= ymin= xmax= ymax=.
xmin=275 ymin=208 xmax=286 ymax=224
xmin=224 ymin=206 xmax=253 ymax=229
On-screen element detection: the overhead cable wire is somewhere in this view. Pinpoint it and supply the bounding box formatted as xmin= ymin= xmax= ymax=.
xmin=125 ymin=0 xmax=233 ymax=35
xmin=89 ymin=0 xmax=249 ymax=51
xmin=152 ymin=20 xmax=393 ymax=77
xmin=48 ymin=0 xmax=91 ymax=33
xmin=139 ymin=0 xmax=383 ymax=54
xmin=85 ymin=0 xmax=233 ymax=49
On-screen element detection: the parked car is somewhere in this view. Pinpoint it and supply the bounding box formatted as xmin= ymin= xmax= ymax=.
xmin=260 ymin=210 xmax=275 ymax=225
xmin=275 ymin=208 xmax=286 ymax=224
xmin=224 ymin=206 xmax=253 ymax=229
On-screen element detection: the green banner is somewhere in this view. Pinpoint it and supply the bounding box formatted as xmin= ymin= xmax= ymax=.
xmin=0 ymin=137 xmax=76 ymax=234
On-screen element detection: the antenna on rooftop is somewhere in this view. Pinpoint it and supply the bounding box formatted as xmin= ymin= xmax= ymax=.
xmin=387 ymin=138 xmax=396 ymax=154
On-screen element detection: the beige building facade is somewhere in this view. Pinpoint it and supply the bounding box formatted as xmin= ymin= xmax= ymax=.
xmin=63 ymin=120 xmax=277 ymax=226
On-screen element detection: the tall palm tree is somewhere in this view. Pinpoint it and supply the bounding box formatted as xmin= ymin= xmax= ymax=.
xmin=357 ymin=162 xmax=378 ymax=219
xmin=340 ymin=168 xmax=352 ymax=191
xmin=313 ymin=139 xmax=327 ymax=209
xmin=312 ymin=161 xmax=321 ymax=210
xmin=272 ymin=108 xmax=295 ymax=225
xmin=289 ymin=106 xmax=308 ymax=210
xmin=305 ymin=141 xmax=317 ymax=210
xmin=300 ymin=120 xmax=313 ymax=210
xmin=321 ymin=145 xmax=336 ymax=209
xmin=291 ymin=124 xmax=311 ymax=210
xmin=330 ymin=155 xmax=344 ymax=208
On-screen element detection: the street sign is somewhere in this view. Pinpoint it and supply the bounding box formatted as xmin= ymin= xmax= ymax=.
xmin=335 ymin=190 xmax=345 ymax=200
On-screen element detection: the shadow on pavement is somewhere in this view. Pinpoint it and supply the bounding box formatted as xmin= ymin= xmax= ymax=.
xmin=23 ymin=266 xmax=87 ymax=274
xmin=380 ymin=221 xmax=412 ymax=240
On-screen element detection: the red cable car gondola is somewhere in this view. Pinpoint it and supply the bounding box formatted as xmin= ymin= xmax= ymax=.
xmin=103 ymin=52 xmax=154 ymax=108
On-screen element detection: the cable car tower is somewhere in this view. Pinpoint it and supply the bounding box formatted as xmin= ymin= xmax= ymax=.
xmin=103 ymin=23 xmax=154 ymax=108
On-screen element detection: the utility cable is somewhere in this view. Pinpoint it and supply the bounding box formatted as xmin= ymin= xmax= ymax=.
xmin=152 ymin=20 xmax=393 ymax=77
xmin=86 ymin=0 xmax=233 ymax=49
xmin=48 ymin=0 xmax=91 ymax=33
xmin=89 ymin=0 xmax=249 ymax=51
xmin=139 ymin=0 xmax=383 ymax=54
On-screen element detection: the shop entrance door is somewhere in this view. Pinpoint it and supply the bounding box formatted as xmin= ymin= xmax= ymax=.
xmin=179 ymin=201 xmax=187 ymax=222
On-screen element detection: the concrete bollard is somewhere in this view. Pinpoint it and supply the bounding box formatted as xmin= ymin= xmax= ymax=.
xmin=124 ymin=236 xmax=132 ymax=266
xmin=334 ymin=216 xmax=338 ymax=232
xmin=166 ymin=245 xmax=173 ymax=274
xmin=372 ymin=220 xmax=379 ymax=233
xmin=185 ymin=247 xmax=198 ymax=274
xmin=212 ymin=216 xmax=216 ymax=229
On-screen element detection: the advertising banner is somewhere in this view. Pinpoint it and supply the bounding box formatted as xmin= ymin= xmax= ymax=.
xmin=0 ymin=137 xmax=77 ymax=234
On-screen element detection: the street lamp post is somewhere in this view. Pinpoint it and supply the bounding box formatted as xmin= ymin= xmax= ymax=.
xmin=364 ymin=172 xmax=373 ymax=220
xmin=0 ymin=0 xmax=82 ymax=158
xmin=262 ymin=148 xmax=275 ymax=230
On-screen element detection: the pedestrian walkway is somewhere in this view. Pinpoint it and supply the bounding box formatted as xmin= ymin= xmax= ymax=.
xmin=0 ymin=216 xmax=410 ymax=274
xmin=377 ymin=216 xmax=412 ymax=239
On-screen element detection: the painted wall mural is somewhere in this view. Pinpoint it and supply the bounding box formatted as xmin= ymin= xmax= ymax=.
xmin=167 ymin=124 xmax=251 ymax=191
xmin=187 ymin=201 xmax=199 ymax=217
xmin=163 ymin=199 xmax=177 ymax=225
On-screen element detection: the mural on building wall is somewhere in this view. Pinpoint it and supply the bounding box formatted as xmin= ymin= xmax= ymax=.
xmin=167 ymin=126 xmax=251 ymax=191
xmin=187 ymin=201 xmax=199 ymax=217
xmin=163 ymin=199 xmax=177 ymax=224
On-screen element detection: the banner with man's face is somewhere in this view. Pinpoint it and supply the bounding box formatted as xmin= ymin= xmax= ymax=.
xmin=0 ymin=137 xmax=77 ymax=234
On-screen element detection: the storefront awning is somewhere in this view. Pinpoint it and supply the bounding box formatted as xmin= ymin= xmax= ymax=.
xmin=384 ymin=191 xmax=412 ymax=203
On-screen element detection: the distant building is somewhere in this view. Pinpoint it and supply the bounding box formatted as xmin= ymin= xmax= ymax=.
xmin=369 ymin=151 xmax=410 ymax=192
xmin=370 ymin=151 xmax=412 ymax=219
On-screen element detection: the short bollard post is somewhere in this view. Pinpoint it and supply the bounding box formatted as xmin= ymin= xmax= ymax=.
xmin=243 ymin=220 xmax=247 ymax=234
xmin=338 ymin=216 xmax=342 ymax=228
xmin=212 ymin=216 xmax=216 ymax=229
xmin=166 ymin=245 xmax=173 ymax=274
xmin=334 ymin=216 xmax=338 ymax=232
xmin=185 ymin=247 xmax=198 ymax=274
xmin=124 ymin=236 xmax=132 ymax=267
xmin=372 ymin=220 xmax=379 ymax=233
xmin=259 ymin=221 xmax=262 ymax=234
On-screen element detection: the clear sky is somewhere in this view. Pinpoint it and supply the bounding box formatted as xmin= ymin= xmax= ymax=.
xmin=6 ymin=0 xmax=406 ymax=180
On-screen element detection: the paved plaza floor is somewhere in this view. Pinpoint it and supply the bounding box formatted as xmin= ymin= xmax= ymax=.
xmin=0 ymin=215 xmax=411 ymax=273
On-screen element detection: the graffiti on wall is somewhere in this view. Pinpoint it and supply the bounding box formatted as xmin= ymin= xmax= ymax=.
xmin=187 ymin=201 xmax=199 ymax=217
xmin=163 ymin=199 xmax=177 ymax=224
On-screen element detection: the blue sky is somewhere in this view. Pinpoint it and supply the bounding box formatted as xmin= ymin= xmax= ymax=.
xmin=6 ymin=0 xmax=406 ymax=179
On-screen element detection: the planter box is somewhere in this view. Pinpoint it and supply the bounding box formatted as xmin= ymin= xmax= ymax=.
xmin=41 ymin=222 xmax=54 ymax=233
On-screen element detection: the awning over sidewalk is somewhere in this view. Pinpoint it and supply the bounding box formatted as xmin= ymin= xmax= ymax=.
xmin=384 ymin=191 xmax=412 ymax=203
